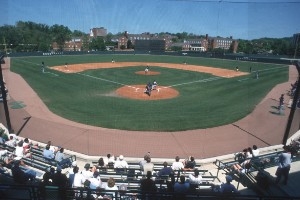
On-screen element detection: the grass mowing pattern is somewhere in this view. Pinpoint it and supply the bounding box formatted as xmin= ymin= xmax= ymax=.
xmin=11 ymin=54 xmax=288 ymax=131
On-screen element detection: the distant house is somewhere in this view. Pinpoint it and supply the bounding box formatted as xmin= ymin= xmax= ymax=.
xmin=90 ymin=27 xmax=107 ymax=37
xmin=52 ymin=38 xmax=83 ymax=51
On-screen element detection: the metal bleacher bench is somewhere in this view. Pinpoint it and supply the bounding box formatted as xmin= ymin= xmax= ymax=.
xmin=214 ymin=150 xmax=290 ymax=195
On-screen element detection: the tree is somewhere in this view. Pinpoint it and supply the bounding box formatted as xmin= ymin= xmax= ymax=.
xmin=90 ymin=37 xmax=105 ymax=51
xmin=127 ymin=40 xmax=133 ymax=49
xmin=50 ymin=24 xmax=72 ymax=51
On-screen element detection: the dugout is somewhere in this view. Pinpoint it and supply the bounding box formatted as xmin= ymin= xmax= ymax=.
xmin=134 ymin=39 xmax=165 ymax=53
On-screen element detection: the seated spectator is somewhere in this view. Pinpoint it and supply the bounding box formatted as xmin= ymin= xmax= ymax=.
xmin=172 ymin=156 xmax=184 ymax=171
xmin=232 ymin=162 xmax=252 ymax=174
xmin=55 ymin=147 xmax=72 ymax=169
xmin=143 ymin=157 xmax=154 ymax=175
xmin=174 ymin=175 xmax=190 ymax=193
xmin=98 ymin=157 xmax=106 ymax=169
xmin=43 ymin=144 xmax=55 ymax=161
xmin=252 ymin=145 xmax=260 ymax=157
xmin=184 ymin=156 xmax=196 ymax=170
xmin=104 ymin=177 xmax=118 ymax=199
xmin=42 ymin=167 xmax=55 ymax=185
xmin=72 ymin=166 xmax=85 ymax=188
xmin=5 ymin=135 xmax=17 ymax=147
xmin=47 ymin=141 xmax=58 ymax=154
xmin=15 ymin=140 xmax=31 ymax=158
xmin=67 ymin=161 xmax=77 ymax=177
xmin=157 ymin=161 xmax=174 ymax=177
xmin=11 ymin=158 xmax=36 ymax=184
xmin=81 ymin=163 xmax=95 ymax=179
xmin=103 ymin=153 xmax=115 ymax=168
xmin=188 ymin=169 xmax=202 ymax=184
xmin=114 ymin=155 xmax=128 ymax=172
xmin=139 ymin=153 xmax=150 ymax=172
xmin=140 ymin=171 xmax=157 ymax=193
xmin=220 ymin=175 xmax=239 ymax=193
xmin=89 ymin=171 xmax=102 ymax=189
xmin=52 ymin=166 xmax=68 ymax=188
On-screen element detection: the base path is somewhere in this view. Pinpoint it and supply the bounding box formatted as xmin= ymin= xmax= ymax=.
xmin=51 ymin=62 xmax=248 ymax=78
xmin=1 ymin=58 xmax=297 ymax=159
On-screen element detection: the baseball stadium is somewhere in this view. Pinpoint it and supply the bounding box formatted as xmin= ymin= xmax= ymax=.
xmin=2 ymin=53 xmax=299 ymax=156
xmin=1 ymin=53 xmax=300 ymax=198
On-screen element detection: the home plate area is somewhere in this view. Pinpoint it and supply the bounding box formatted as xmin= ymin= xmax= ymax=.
xmin=115 ymin=85 xmax=179 ymax=100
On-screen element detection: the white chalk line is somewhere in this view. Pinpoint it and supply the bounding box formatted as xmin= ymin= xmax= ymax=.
xmin=78 ymin=72 xmax=224 ymax=92
xmin=13 ymin=58 xmax=59 ymax=77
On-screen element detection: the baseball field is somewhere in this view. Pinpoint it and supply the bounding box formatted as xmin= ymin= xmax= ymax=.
xmin=10 ymin=54 xmax=288 ymax=131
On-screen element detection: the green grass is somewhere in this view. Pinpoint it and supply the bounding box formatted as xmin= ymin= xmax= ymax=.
xmin=10 ymin=54 xmax=288 ymax=131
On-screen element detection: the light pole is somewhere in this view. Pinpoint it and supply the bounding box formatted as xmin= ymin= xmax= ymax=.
xmin=0 ymin=54 xmax=12 ymax=132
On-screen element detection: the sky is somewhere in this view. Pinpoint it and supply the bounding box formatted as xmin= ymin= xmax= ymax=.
xmin=1 ymin=0 xmax=299 ymax=40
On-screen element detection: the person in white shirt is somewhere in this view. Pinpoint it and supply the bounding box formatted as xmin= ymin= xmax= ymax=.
xmin=103 ymin=153 xmax=115 ymax=168
xmin=252 ymin=145 xmax=260 ymax=157
xmin=172 ymin=156 xmax=184 ymax=171
xmin=72 ymin=166 xmax=85 ymax=188
xmin=81 ymin=163 xmax=94 ymax=179
xmin=15 ymin=141 xmax=24 ymax=158
xmin=188 ymin=169 xmax=202 ymax=184
xmin=89 ymin=171 xmax=102 ymax=189
xmin=114 ymin=155 xmax=128 ymax=172
xmin=143 ymin=157 xmax=154 ymax=175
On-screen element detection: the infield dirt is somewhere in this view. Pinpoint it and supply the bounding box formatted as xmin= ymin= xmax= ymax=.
xmin=52 ymin=62 xmax=248 ymax=100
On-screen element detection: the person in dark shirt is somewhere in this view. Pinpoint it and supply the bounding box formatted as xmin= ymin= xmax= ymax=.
xmin=184 ymin=156 xmax=196 ymax=170
xmin=140 ymin=171 xmax=157 ymax=192
xmin=158 ymin=161 xmax=174 ymax=177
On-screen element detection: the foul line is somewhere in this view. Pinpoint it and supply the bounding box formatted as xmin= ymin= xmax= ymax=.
xmin=13 ymin=58 xmax=59 ymax=77
xmin=78 ymin=72 xmax=223 ymax=90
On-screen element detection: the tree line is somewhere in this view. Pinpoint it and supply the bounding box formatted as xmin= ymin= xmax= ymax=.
xmin=0 ymin=21 xmax=298 ymax=57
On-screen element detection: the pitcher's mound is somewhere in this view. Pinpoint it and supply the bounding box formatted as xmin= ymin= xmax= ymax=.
xmin=116 ymin=85 xmax=179 ymax=100
xmin=135 ymin=71 xmax=160 ymax=75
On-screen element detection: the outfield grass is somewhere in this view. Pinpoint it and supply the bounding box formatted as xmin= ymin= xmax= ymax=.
xmin=11 ymin=54 xmax=288 ymax=131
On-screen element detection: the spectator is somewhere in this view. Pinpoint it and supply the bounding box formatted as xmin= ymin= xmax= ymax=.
xmin=275 ymin=145 xmax=292 ymax=185
xmin=52 ymin=166 xmax=68 ymax=188
xmin=98 ymin=157 xmax=106 ymax=169
xmin=114 ymin=155 xmax=128 ymax=172
xmin=89 ymin=171 xmax=102 ymax=189
xmin=11 ymin=158 xmax=36 ymax=184
xmin=15 ymin=141 xmax=31 ymax=158
xmin=143 ymin=157 xmax=154 ymax=175
xmin=105 ymin=177 xmax=118 ymax=199
xmin=72 ymin=166 xmax=85 ymax=188
xmin=68 ymin=161 xmax=77 ymax=177
xmin=5 ymin=135 xmax=17 ymax=147
xmin=103 ymin=153 xmax=115 ymax=168
xmin=43 ymin=144 xmax=55 ymax=160
xmin=55 ymin=147 xmax=72 ymax=169
xmin=47 ymin=141 xmax=58 ymax=154
xmin=172 ymin=156 xmax=184 ymax=171
xmin=252 ymin=145 xmax=260 ymax=157
xmin=188 ymin=169 xmax=202 ymax=184
xmin=174 ymin=175 xmax=190 ymax=193
xmin=157 ymin=161 xmax=174 ymax=177
xmin=23 ymin=138 xmax=31 ymax=149
xmin=220 ymin=175 xmax=239 ymax=193
xmin=81 ymin=163 xmax=95 ymax=179
xmin=184 ymin=156 xmax=196 ymax=170
xmin=140 ymin=171 xmax=157 ymax=193
xmin=139 ymin=153 xmax=150 ymax=172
